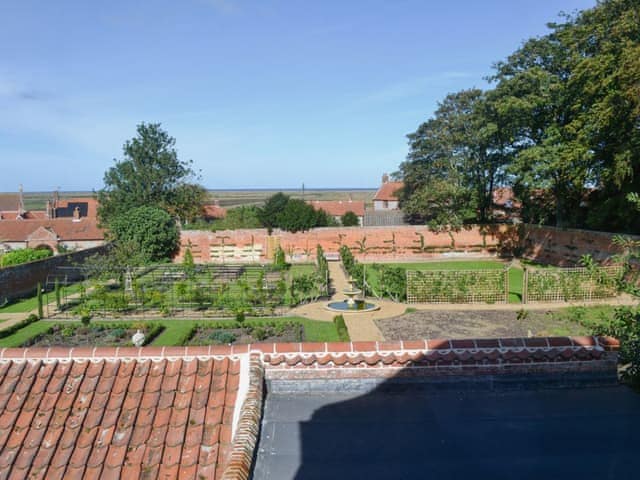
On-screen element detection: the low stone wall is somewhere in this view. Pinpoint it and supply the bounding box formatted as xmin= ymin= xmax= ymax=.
xmin=178 ymin=225 xmax=515 ymax=263
xmin=0 ymin=245 xmax=107 ymax=303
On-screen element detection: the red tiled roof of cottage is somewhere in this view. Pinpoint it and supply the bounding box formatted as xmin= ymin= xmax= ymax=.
xmin=492 ymin=187 xmax=521 ymax=208
xmin=55 ymin=197 xmax=99 ymax=218
xmin=203 ymin=204 xmax=227 ymax=220
xmin=0 ymin=349 xmax=243 ymax=479
xmin=0 ymin=218 xmax=104 ymax=242
xmin=373 ymin=181 xmax=403 ymax=201
xmin=306 ymin=200 xmax=365 ymax=217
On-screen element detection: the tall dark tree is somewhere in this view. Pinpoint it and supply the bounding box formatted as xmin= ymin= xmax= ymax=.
xmin=400 ymin=89 xmax=508 ymax=225
xmin=98 ymin=123 xmax=206 ymax=225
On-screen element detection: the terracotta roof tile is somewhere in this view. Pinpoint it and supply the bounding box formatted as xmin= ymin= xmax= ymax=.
xmin=0 ymin=355 xmax=241 ymax=479
xmin=373 ymin=181 xmax=403 ymax=201
xmin=306 ymin=200 xmax=365 ymax=217
xmin=0 ymin=218 xmax=103 ymax=242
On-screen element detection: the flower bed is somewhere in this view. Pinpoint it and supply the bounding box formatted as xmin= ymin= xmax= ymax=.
xmin=185 ymin=320 xmax=304 ymax=345
xmin=23 ymin=322 xmax=164 ymax=347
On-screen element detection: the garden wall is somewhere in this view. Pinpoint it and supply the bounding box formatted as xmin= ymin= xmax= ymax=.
xmin=521 ymin=225 xmax=633 ymax=266
xmin=178 ymin=225 xmax=516 ymax=263
xmin=0 ymin=245 xmax=107 ymax=303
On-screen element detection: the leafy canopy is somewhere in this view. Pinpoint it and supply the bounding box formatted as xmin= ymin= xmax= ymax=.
xmin=98 ymin=123 xmax=206 ymax=225
xmin=108 ymin=206 xmax=179 ymax=262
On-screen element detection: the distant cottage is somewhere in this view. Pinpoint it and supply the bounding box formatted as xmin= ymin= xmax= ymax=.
xmin=373 ymin=174 xmax=403 ymax=211
xmin=0 ymin=188 xmax=104 ymax=254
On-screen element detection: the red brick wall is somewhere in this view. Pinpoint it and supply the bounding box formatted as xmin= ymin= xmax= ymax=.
xmin=177 ymin=225 xmax=515 ymax=263
xmin=522 ymin=225 xmax=632 ymax=266
xmin=178 ymin=224 xmax=631 ymax=266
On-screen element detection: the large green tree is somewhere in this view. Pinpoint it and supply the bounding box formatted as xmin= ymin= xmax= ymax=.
xmin=108 ymin=206 xmax=180 ymax=261
xmin=98 ymin=123 xmax=206 ymax=225
xmin=257 ymin=193 xmax=329 ymax=233
xmin=401 ymin=0 xmax=640 ymax=233
xmin=400 ymin=89 xmax=508 ymax=225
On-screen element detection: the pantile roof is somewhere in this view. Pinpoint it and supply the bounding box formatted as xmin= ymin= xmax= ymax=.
xmin=0 ymin=336 xmax=621 ymax=479
xmin=373 ymin=181 xmax=403 ymax=201
xmin=203 ymin=204 xmax=227 ymax=220
xmin=0 ymin=218 xmax=103 ymax=242
xmin=0 ymin=350 xmax=243 ymax=480
xmin=306 ymin=200 xmax=365 ymax=217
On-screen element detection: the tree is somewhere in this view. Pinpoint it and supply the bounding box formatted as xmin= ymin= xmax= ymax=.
xmin=277 ymin=198 xmax=323 ymax=233
xmin=341 ymin=211 xmax=360 ymax=227
xmin=208 ymin=205 xmax=262 ymax=231
xmin=258 ymin=192 xmax=290 ymax=234
xmin=98 ymin=123 xmax=206 ymax=225
xmin=258 ymin=193 xmax=329 ymax=233
xmin=400 ymin=89 xmax=509 ymax=225
xmin=108 ymin=206 xmax=179 ymax=262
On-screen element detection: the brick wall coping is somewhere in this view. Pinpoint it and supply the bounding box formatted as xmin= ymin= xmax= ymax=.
xmin=0 ymin=336 xmax=620 ymax=361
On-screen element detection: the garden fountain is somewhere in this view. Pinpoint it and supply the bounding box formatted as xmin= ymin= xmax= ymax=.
xmin=326 ymin=277 xmax=379 ymax=313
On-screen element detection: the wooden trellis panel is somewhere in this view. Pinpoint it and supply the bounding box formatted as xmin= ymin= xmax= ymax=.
xmin=406 ymin=269 xmax=508 ymax=304
xmin=524 ymin=266 xmax=622 ymax=303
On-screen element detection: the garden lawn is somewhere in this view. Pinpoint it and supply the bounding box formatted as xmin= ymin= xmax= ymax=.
xmin=363 ymin=260 xmax=524 ymax=303
xmin=0 ymin=321 xmax=55 ymax=348
xmin=0 ymin=283 xmax=84 ymax=314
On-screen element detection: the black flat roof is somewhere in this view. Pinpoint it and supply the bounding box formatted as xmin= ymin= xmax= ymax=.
xmin=253 ymin=385 xmax=640 ymax=480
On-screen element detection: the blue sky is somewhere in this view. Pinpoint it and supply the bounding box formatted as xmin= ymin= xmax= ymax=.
xmin=0 ymin=0 xmax=597 ymax=192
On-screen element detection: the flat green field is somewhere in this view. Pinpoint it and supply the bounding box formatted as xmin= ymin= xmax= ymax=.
xmin=0 ymin=316 xmax=341 ymax=348
xmin=207 ymin=189 xmax=376 ymax=208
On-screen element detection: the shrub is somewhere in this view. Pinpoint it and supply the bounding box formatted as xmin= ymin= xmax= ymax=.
xmin=208 ymin=330 xmax=237 ymax=344
xmin=597 ymin=306 xmax=640 ymax=385
xmin=0 ymin=314 xmax=39 ymax=339
xmin=0 ymin=247 xmax=53 ymax=268
xmin=37 ymin=282 xmax=44 ymax=319
xmin=341 ymin=211 xmax=360 ymax=227
xmin=333 ymin=315 xmax=349 ymax=341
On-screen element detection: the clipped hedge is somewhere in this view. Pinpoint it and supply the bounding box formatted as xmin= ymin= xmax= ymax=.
xmin=333 ymin=315 xmax=350 ymax=341
xmin=0 ymin=313 xmax=40 ymax=339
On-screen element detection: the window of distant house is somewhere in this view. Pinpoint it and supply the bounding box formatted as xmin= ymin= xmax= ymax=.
xmin=383 ymin=200 xmax=388 ymax=208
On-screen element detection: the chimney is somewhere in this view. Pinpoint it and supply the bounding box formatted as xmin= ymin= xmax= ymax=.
xmin=382 ymin=173 xmax=389 ymax=184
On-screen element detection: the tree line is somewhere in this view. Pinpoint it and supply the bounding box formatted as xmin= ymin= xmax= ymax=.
xmin=399 ymin=0 xmax=640 ymax=233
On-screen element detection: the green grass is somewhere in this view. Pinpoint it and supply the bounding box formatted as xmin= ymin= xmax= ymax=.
xmin=0 ymin=283 xmax=84 ymax=314
xmin=289 ymin=264 xmax=316 ymax=278
xmin=0 ymin=321 xmax=55 ymax=348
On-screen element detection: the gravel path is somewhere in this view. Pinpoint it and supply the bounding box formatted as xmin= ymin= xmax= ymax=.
xmin=376 ymin=309 xmax=589 ymax=340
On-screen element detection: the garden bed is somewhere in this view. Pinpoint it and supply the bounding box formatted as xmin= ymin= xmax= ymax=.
xmin=375 ymin=308 xmax=607 ymax=340
xmin=185 ymin=320 xmax=304 ymax=345
xmin=23 ymin=322 xmax=164 ymax=347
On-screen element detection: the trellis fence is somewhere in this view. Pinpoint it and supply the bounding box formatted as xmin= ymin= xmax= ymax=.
xmin=406 ymin=269 xmax=509 ymax=304
xmin=523 ymin=266 xmax=622 ymax=303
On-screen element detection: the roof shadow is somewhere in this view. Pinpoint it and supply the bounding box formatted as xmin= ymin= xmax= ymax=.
xmin=253 ymin=370 xmax=640 ymax=480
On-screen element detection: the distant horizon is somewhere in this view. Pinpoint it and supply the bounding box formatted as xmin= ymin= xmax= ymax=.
xmin=2 ymin=186 xmax=379 ymax=195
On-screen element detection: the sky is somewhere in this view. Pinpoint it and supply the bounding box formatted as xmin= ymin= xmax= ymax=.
xmin=0 ymin=0 xmax=598 ymax=192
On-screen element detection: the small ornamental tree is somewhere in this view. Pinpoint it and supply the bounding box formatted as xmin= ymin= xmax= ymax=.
xmin=341 ymin=211 xmax=359 ymax=227
xmin=108 ymin=206 xmax=179 ymax=262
